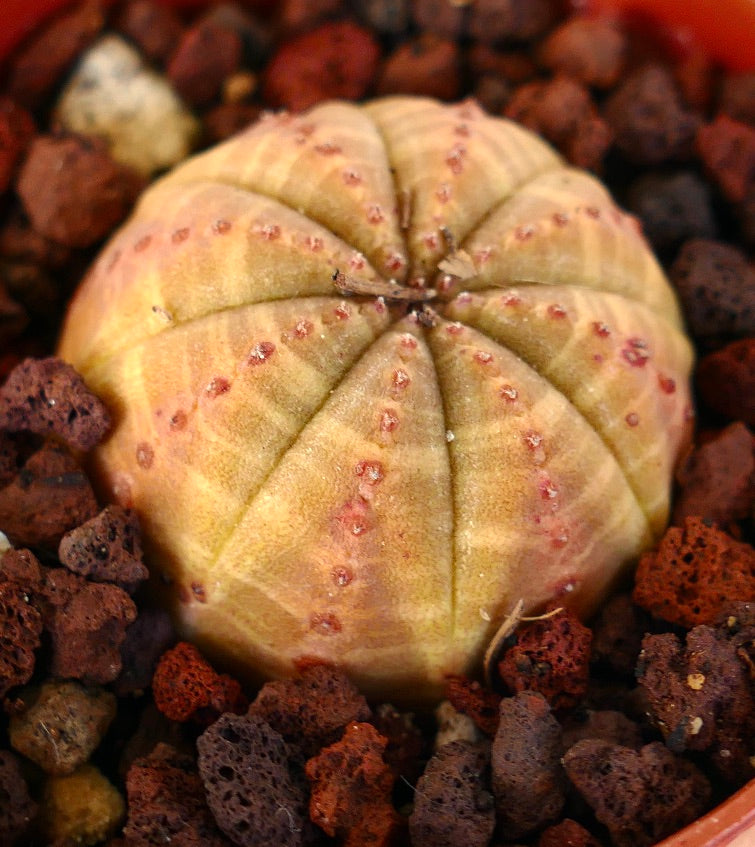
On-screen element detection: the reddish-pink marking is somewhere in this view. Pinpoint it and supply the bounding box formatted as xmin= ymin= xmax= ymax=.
xmin=335 ymin=498 xmax=373 ymax=537
xmin=592 ymin=321 xmax=611 ymax=337
xmin=380 ymin=409 xmax=400 ymax=432
xmin=349 ymin=252 xmax=366 ymax=271
xmin=523 ymin=430 xmax=544 ymax=450
xmin=446 ymin=143 xmax=466 ymax=175
xmin=658 ymin=375 xmax=676 ymax=394
xmin=205 ymin=376 xmax=231 ymax=397
xmin=106 ymin=249 xmax=121 ymax=271
xmin=392 ymin=368 xmax=411 ymax=390
xmin=314 ymin=142 xmax=341 ymax=155
xmin=423 ymin=232 xmax=439 ymax=250
xmin=247 ymin=341 xmax=276 ymax=365
xmin=213 ymin=219 xmax=232 ymax=234
xmin=310 ymin=612 xmax=342 ymax=634
xmin=354 ymin=460 xmax=384 ymax=485
xmin=551 ymin=529 xmax=569 ymax=549
xmin=293 ymin=319 xmax=314 ymax=338
xmin=539 ymin=477 xmax=559 ymax=500
xmin=169 ymin=410 xmax=188 ymax=431
xmin=621 ymin=339 xmax=650 ymax=367
xmin=367 ymin=204 xmax=384 ymax=224
xmin=436 ymin=183 xmax=452 ymax=204
xmin=136 ymin=442 xmax=154 ymax=469
xmin=332 ymin=567 xmax=353 ymax=587
xmin=259 ymin=224 xmax=281 ymax=241
xmin=385 ymin=252 xmax=405 ymax=273
xmin=514 ymin=225 xmax=536 ymax=241
xmin=547 ymin=303 xmax=567 ymax=319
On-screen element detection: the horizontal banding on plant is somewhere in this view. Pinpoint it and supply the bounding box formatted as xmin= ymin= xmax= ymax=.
xmin=57 ymin=95 xmax=693 ymax=703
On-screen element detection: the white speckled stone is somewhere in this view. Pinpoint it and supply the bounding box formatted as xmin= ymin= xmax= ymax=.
xmin=55 ymin=35 xmax=200 ymax=177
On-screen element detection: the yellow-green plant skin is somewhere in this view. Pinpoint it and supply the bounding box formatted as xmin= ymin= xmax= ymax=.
xmin=58 ymin=97 xmax=693 ymax=703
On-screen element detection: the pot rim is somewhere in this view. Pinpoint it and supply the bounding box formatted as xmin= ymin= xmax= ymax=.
xmin=655 ymin=777 xmax=755 ymax=847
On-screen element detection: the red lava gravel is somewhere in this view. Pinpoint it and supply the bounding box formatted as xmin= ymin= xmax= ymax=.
xmin=0 ymin=2 xmax=752 ymax=846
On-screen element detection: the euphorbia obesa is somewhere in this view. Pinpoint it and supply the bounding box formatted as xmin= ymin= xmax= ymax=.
xmin=59 ymin=97 xmax=693 ymax=701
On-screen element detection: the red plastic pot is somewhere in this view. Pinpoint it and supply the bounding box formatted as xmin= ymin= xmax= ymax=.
xmin=2 ymin=2 xmax=754 ymax=845
xmin=656 ymin=779 xmax=755 ymax=847
xmin=586 ymin=0 xmax=755 ymax=71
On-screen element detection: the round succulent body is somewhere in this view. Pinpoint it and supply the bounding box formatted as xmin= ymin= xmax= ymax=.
xmin=58 ymin=97 xmax=693 ymax=702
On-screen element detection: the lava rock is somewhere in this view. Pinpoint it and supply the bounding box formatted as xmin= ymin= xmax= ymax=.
xmin=409 ymin=739 xmax=495 ymax=847
xmin=633 ymin=517 xmax=755 ymax=628
xmin=0 ymin=356 xmax=111 ymax=450
xmin=564 ymin=739 xmax=710 ymax=847
xmin=197 ymin=712 xmax=315 ymax=847
xmin=9 ymin=679 xmax=116 ymax=776
xmin=491 ymin=691 xmax=565 ymax=838
xmin=124 ymin=742 xmax=231 ymax=846
xmin=58 ymin=504 xmax=147 ymax=593
xmin=248 ymin=664 xmax=371 ymax=758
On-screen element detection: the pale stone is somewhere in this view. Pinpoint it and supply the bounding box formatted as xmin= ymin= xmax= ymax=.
xmin=55 ymin=35 xmax=200 ymax=177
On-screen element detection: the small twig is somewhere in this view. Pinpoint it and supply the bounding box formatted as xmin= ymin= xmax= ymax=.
xmin=275 ymin=804 xmax=302 ymax=833
xmin=332 ymin=270 xmax=435 ymax=302
xmin=151 ymin=304 xmax=174 ymax=323
xmin=400 ymin=774 xmax=428 ymax=799
xmin=38 ymin=720 xmax=61 ymax=765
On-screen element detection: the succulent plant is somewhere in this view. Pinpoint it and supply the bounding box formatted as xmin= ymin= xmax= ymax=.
xmin=58 ymin=96 xmax=693 ymax=702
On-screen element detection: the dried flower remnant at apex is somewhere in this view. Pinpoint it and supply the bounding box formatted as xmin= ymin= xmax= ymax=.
xmin=58 ymin=95 xmax=694 ymax=702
